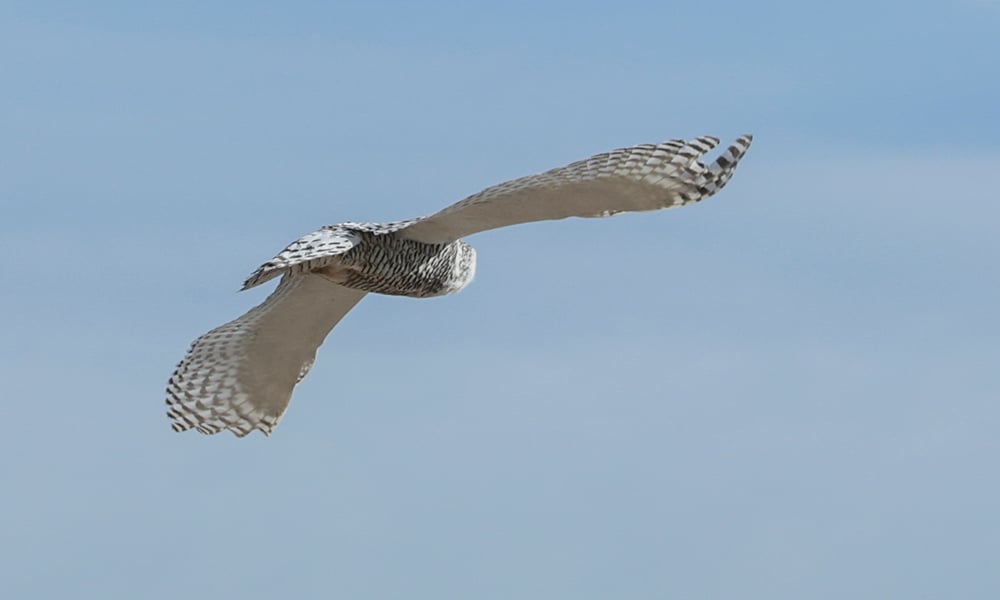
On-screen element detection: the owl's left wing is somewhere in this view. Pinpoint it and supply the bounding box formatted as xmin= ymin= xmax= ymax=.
xmin=399 ymin=134 xmax=752 ymax=244
xmin=166 ymin=274 xmax=367 ymax=437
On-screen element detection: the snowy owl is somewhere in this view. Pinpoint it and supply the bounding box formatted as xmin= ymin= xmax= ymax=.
xmin=167 ymin=134 xmax=753 ymax=436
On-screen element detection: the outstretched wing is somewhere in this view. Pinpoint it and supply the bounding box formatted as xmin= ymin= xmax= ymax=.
xmin=166 ymin=274 xmax=367 ymax=437
xmin=399 ymin=134 xmax=753 ymax=244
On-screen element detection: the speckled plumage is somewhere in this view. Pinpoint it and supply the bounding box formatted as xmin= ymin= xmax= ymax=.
xmin=167 ymin=134 xmax=753 ymax=437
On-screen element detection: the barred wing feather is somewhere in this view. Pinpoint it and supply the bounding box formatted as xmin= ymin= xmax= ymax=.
xmin=167 ymin=274 xmax=367 ymax=437
xmin=400 ymin=135 xmax=752 ymax=244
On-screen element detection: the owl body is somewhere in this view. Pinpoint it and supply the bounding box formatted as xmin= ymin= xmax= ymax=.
xmin=332 ymin=232 xmax=477 ymax=298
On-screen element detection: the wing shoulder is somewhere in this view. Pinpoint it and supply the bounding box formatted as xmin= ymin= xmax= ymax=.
xmin=242 ymin=219 xmax=422 ymax=290
xmin=241 ymin=226 xmax=363 ymax=290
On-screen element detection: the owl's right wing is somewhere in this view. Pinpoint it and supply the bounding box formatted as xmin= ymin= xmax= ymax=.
xmin=399 ymin=134 xmax=752 ymax=244
xmin=166 ymin=274 xmax=367 ymax=437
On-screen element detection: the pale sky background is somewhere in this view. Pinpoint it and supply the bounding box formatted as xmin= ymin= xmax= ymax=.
xmin=2 ymin=1 xmax=999 ymax=598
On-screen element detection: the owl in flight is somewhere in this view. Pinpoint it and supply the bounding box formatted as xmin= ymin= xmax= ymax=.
xmin=167 ymin=134 xmax=753 ymax=437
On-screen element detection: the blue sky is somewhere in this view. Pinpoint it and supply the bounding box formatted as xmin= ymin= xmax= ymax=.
xmin=2 ymin=1 xmax=998 ymax=598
